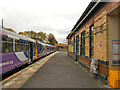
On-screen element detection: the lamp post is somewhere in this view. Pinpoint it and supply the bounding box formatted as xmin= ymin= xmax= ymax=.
xmin=2 ymin=19 xmax=3 ymax=28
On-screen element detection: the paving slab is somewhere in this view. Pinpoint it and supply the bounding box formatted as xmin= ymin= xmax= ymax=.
xmin=21 ymin=51 xmax=106 ymax=88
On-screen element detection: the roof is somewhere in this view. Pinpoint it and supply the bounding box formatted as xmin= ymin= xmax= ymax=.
xmin=1 ymin=27 xmax=36 ymax=42
xmin=66 ymin=0 xmax=107 ymax=39
xmin=1 ymin=28 xmax=56 ymax=47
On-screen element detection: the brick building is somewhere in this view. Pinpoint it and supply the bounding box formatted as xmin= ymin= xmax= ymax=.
xmin=67 ymin=0 xmax=120 ymax=88
xmin=55 ymin=44 xmax=68 ymax=51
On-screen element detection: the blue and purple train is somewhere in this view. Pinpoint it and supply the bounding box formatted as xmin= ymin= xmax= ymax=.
xmin=0 ymin=28 xmax=56 ymax=75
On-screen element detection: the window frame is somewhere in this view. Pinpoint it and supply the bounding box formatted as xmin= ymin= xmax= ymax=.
xmin=15 ymin=39 xmax=23 ymax=52
xmin=2 ymin=36 xmax=13 ymax=53
xmin=89 ymin=25 xmax=94 ymax=58
xmin=81 ymin=30 xmax=86 ymax=56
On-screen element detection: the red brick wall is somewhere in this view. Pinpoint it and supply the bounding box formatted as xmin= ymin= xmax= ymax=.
xmin=78 ymin=56 xmax=109 ymax=76
xmin=105 ymin=2 xmax=120 ymax=14
xmin=99 ymin=63 xmax=109 ymax=76
xmin=79 ymin=56 xmax=91 ymax=67
xmin=68 ymin=52 xmax=76 ymax=60
xmin=68 ymin=52 xmax=109 ymax=76
xmin=68 ymin=2 xmax=119 ymax=77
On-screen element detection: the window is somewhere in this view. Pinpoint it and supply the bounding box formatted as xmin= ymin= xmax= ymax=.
xmin=39 ymin=46 xmax=42 ymax=51
xmin=90 ymin=25 xmax=94 ymax=58
xmin=68 ymin=40 xmax=70 ymax=45
xmin=33 ymin=43 xmax=36 ymax=51
xmin=15 ymin=40 xmax=22 ymax=52
xmin=38 ymin=44 xmax=40 ymax=54
xmin=76 ymin=35 xmax=79 ymax=55
xmin=39 ymin=45 xmax=43 ymax=53
xmin=81 ymin=31 xmax=86 ymax=56
xmin=2 ymin=37 xmax=13 ymax=53
xmin=23 ymin=41 xmax=29 ymax=51
xmin=73 ymin=37 xmax=75 ymax=53
xmin=43 ymin=46 xmax=45 ymax=51
xmin=33 ymin=43 xmax=36 ymax=55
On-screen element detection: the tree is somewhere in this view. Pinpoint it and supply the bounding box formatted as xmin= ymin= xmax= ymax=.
xmin=18 ymin=32 xmax=24 ymax=35
xmin=23 ymin=31 xmax=29 ymax=36
xmin=29 ymin=30 xmax=36 ymax=40
xmin=18 ymin=31 xmax=47 ymax=42
xmin=36 ymin=32 xmax=46 ymax=42
xmin=48 ymin=33 xmax=58 ymax=45
xmin=18 ymin=31 xmax=57 ymax=44
xmin=4 ymin=28 xmax=16 ymax=33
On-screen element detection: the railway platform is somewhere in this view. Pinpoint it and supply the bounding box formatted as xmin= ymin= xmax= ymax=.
xmin=1 ymin=51 xmax=110 ymax=88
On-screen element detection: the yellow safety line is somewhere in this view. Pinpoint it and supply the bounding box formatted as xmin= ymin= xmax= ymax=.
xmin=72 ymin=59 xmax=110 ymax=88
xmin=77 ymin=64 xmax=94 ymax=77
xmin=10 ymin=51 xmax=58 ymax=88
xmin=0 ymin=51 xmax=58 ymax=85
xmin=78 ymin=64 xmax=110 ymax=88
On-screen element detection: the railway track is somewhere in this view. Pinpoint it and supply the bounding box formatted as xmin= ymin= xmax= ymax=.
xmin=1 ymin=52 xmax=54 ymax=81
xmin=1 ymin=51 xmax=58 ymax=88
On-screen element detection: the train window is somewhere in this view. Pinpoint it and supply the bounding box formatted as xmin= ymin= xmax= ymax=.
xmin=8 ymin=42 xmax=13 ymax=52
xmin=23 ymin=45 xmax=26 ymax=51
xmin=2 ymin=37 xmax=7 ymax=41
xmin=39 ymin=45 xmax=42 ymax=53
xmin=15 ymin=40 xmax=22 ymax=52
xmin=39 ymin=46 xmax=42 ymax=51
xmin=37 ymin=45 xmax=39 ymax=54
xmin=2 ymin=37 xmax=13 ymax=53
xmin=34 ymin=44 xmax=36 ymax=51
xmin=2 ymin=42 xmax=8 ymax=53
xmin=15 ymin=40 xmax=18 ymax=52
xmin=42 ymin=46 xmax=44 ymax=53
xmin=33 ymin=43 xmax=36 ymax=55
xmin=33 ymin=43 xmax=36 ymax=51
xmin=47 ymin=46 xmax=50 ymax=50
xmin=8 ymin=38 xmax=13 ymax=42
xmin=23 ymin=41 xmax=29 ymax=51
xmin=19 ymin=41 xmax=22 ymax=51
xmin=23 ymin=41 xmax=26 ymax=51
xmin=26 ymin=43 xmax=29 ymax=51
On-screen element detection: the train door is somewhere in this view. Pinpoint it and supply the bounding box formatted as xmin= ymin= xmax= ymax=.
xmin=29 ymin=42 xmax=33 ymax=62
xmin=45 ymin=45 xmax=47 ymax=55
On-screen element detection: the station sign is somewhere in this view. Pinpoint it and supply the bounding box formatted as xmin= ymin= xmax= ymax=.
xmin=111 ymin=40 xmax=120 ymax=65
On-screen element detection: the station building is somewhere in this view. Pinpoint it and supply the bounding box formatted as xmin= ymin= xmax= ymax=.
xmin=55 ymin=44 xmax=68 ymax=51
xmin=67 ymin=0 xmax=120 ymax=88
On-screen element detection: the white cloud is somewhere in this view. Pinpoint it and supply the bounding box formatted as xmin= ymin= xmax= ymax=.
xmin=0 ymin=0 xmax=91 ymax=43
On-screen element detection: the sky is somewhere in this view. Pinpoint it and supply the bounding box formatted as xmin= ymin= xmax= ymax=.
xmin=0 ymin=0 xmax=91 ymax=43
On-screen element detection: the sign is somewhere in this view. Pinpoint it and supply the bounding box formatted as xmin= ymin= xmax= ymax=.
xmin=111 ymin=40 xmax=120 ymax=65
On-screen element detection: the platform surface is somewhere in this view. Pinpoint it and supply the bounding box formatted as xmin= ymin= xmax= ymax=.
xmin=21 ymin=51 xmax=105 ymax=88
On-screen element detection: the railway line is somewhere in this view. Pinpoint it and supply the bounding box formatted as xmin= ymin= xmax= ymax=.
xmin=1 ymin=51 xmax=55 ymax=81
xmin=1 ymin=51 xmax=58 ymax=88
xmin=0 ymin=27 xmax=56 ymax=78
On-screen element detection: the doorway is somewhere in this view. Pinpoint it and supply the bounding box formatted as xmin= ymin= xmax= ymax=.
xmin=29 ymin=42 xmax=33 ymax=62
xmin=76 ymin=35 xmax=79 ymax=62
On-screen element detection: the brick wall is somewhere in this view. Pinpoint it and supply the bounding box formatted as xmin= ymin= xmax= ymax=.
xmin=69 ymin=52 xmax=109 ymax=77
xmin=68 ymin=1 xmax=119 ymax=78
xmin=68 ymin=51 xmax=76 ymax=60
xmin=79 ymin=56 xmax=91 ymax=67
xmin=99 ymin=63 xmax=109 ymax=76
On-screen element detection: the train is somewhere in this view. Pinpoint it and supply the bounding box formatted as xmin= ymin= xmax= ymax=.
xmin=0 ymin=27 xmax=56 ymax=75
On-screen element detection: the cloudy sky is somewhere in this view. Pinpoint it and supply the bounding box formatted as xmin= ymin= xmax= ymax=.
xmin=0 ymin=0 xmax=91 ymax=43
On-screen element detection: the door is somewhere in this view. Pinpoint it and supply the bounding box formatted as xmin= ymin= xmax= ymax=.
xmin=76 ymin=35 xmax=79 ymax=62
xmin=29 ymin=42 xmax=33 ymax=62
